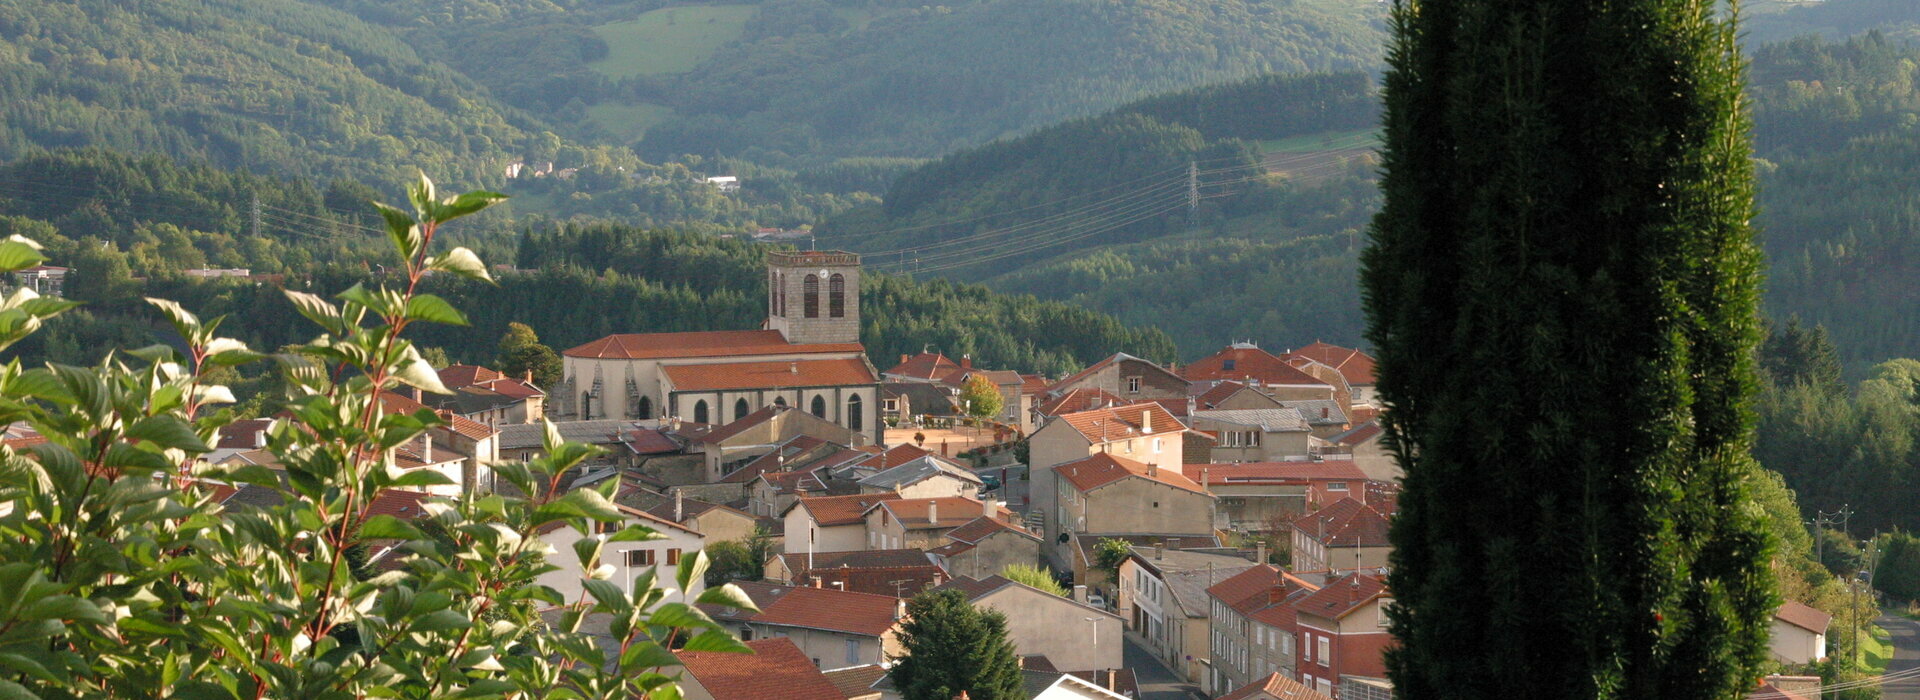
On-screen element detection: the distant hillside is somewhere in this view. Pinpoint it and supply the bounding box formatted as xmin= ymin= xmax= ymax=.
xmin=1745 ymin=0 xmax=1920 ymax=44
xmin=0 ymin=0 xmax=563 ymax=187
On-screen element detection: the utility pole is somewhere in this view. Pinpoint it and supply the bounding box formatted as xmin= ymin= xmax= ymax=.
xmin=1187 ymin=161 xmax=1200 ymax=213
xmin=1809 ymin=505 xmax=1852 ymax=568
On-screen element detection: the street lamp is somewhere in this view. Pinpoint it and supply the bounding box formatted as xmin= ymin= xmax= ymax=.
xmin=1085 ymin=617 xmax=1099 ymax=647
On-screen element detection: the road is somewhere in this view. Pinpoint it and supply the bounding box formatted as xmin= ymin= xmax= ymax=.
xmin=1881 ymin=614 xmax=1920 ymax=700
xmin=1124 ymin=634 xmax=1202 ymax=700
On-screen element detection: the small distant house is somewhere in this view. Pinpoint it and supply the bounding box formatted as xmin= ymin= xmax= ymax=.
xmin=1284 ymin=342 xmax=1378 ymax=408
xmin=933 ymin=575 xmax=1125 ymax=673
xmin=1183 ymin=343 xmax=1338 ymax=404
xmin=855 ymin=454 xmax=982 ymax=499
xmin=1189 ymin=408 xmax=1317 ymax=463
xmin=1047 ymin=453 xmax=1213 ymax=569
xmin=697 ymin=581 xmax=907 ymax=669
xmin=784 ymin=492 xmax=903 ymax=554
xmin=1770 ymin=600 xmax=1832 ymax=665
xmin=676 ymin=637 xmax=857 ymax=700
xmin=1047 ymin=352 xmax=1189 ymax=402
xmin=1290 ymin=497 xmax=1393 ymax=574
xmin=534 ymin=503 xmax=706 ymax=604
xmin=1292 ymin=572 xmax=1392 ymax=697
xmin=1218 ymin=673 xmax=1333 ymax=700
xmin=863 ymin=496 xmax=1018 ymax=551
xmin=705 ymin=176 xmax=741 ymax=192
xmin=928 ymin=515 xmax=1044 ymax=581
xmin=14 ymin=265 xmax=67 ymax=297
xmin=766 ymin=548 xmax=945 ymax=597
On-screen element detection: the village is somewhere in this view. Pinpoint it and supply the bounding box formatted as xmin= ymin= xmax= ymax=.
xmin=111 ymin=249 xmax=1836 ymax=700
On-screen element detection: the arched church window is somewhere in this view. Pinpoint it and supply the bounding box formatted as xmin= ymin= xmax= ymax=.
xmin=810 ymin=395 xmax=827 ymax=419
xmin=829 ymin=273 xmax=846 ymax=318
xmin=693 ymin=400 xmax=709 ymax=424
xmin=803 ymin=274 xmax=820 ymax=318
xmin=847 ymin=394 xmax=863 ymax=432
xmin=637 ymin=396 xmax=653 ymax=420
xmin=735 ymin=398 xmax=751 ymax=421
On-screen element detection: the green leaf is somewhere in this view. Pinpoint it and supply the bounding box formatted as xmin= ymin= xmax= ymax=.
xmin=677 ymin=629 xmax=753 ymax=654
xmin=694 ymin=583 xmax=760 ymax=613
xmin=583 ymin=579 xmax=629 ymax=610
xmin=145 ymin=298 xmax=202 ymax=343
xmin=428 ymin=247 xmax=492 ymax=283
xmin=373 ymin=202 xmax=422 ymax=263
xmin=554 ymin=488 xmax=623 ymax=522
xmin=392 ymin=344 xmax=451 ymax=395
xmin=386 ymin=469 xmax=455 ymax=489
xmin=411 ymin=609 xmax=469 ymax=634
xmin=126 ymin=415 xmax=212 ymax=453
xmin=606 ymin=524 xmax=665 ymax=543
xmin=434 ymin=191 xmax=507 ymax=224
xmin=359 ymin=514 xmax=425 ymax=541
xmin=0 ymin=652 xmax=59 ymax=684
xmin=648 ymin=603 xmax=715 ymax=631
xmin=0 ymin=236 xmax=47 ymax=273
xmin=402 ymin=295 xmax=467 ymax=326
xmin=618 ymin=641 xmax=679 ymax=672
xmin=25 ymin=596 xmax=107 ymax=625
xmin=284 ymin=290 xmax=346 ymax=335
xmin=0 ymin=678 xmax=40 ymax=700
xmin=407 ymin=173 xmax=437 ymax=217
xmin=675 ymin=549 xmax=708 ymax=594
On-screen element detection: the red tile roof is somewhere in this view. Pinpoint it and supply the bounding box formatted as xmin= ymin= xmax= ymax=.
xmin=1180 ymin=461 xmax=1369 ymax=486
xmin=437 ymin=364 xmax=502 ymax=387
xmin=678 ymin=637 xmax=846 ymax=700
xmin=1292 ymin=497 xmax=1392 ymax=548
xmin=1053 ymin=403 xmax=1180 ymax=444
xmin=1217 ymin=672 xmax=1333 ymax=700
xmin=792 ymin=492 xmax=903 ymax=526
xmin=751 ymin=585 xmax=903 ymax=637
xmin=823 ymin=665 xmax=889 ymax=699
xmin=1331 ymin=421 xmax=1384 ymax=446
xmin=858 ymin=444 xmax=933 ymax=470
xmin=1291 ymin=572 xmax=1388 ymax=622
xmin=624 ymin=428 xmax=683 ymax=455
xmin=664 ymin=358 xmax=876 ymax=392
xmin=944 ymin=515 xmax=1039 ymax=544
xmin=869 ymin=497 xmax=1017 ymax=530
xmin=378 ymin=391 xmax=498 ymax=440
xmin=1183 ymin=345 xmax=1329 ymax=387
xmin=697 ymin=406 xmax=785 ymax=445
xmin=1195 ymin=381 xmax=1267 ymax=409
xmin=1286 ymin=342 xmax=1377 ymax=386
xmin=1055 ymin=453 xmax=1206 ymax=496
xmin=1036 ymin=388 xmax=1124 ymax=417
xmin=1047 ymin=352 xmax=1183 ymax=395
xmin=1020 ymin=374 xmax=1051 ymax=396
xmin=884 ymin=352 xmax=962 ymax=381
xmin=1774 ymin=600 xmax=1832 ymax=634
xmin=563 ymin=329 xmax=862 ymax=360
xmin=1207 ymin=565 xmax=1320 ymax=630
xmin=365 ymin=490 xmax=434 ymax=519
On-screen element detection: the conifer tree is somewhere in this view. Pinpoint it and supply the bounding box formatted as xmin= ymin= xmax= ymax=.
xmin=1362 ymin=0 xmax=1777 ymax=696
xmin=889 ymin=589 xmax=1024 ymax=700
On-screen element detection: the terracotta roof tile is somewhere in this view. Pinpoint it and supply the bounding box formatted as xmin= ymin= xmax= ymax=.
xmin=1774 ymin=600 xmax=1832 ymax=634
xmin=1291 ymin=572 xmax=1387 ymax=621
xmin=858 ymin=444 xmax=934 ymax=470
xmin=750 ymin=585 xmax=903 ymax=637
xmin=1330 ymin=420 xmax=1384 ymax=446
xmin=437 ymin=364 xmax=502 ymax=388
xmin=664 ymin=358 xmax=876 ymax=392
xmin=624 ymin=428 xmax=683 ymax=455
xmin=944 ymin=515 xmax=1039 ymax=544
xmin=378 ymin=391 xmax=498 ymax=440
xmin=1292 ymin=497 xmax=1392 ymax=548
xmin=678 ymin=637 xmax=846 ymax=700
xmin=1285 ymin=342 xmax=1377 ymax=386
xmin=365 ymin=490 xmax=434 ymax=519
xmin=1020 ymin=374 xmax=1051 ymax=396
xmin=793 ymin=492 xmax=903 ymax=526
xmin=1054 ymin=403 xmax=1180 ymax=444
xmin=214 ymin=418 xmax=275 ymax=449
xmin=884 ymin=352 xmax=961 ymax=381
xmin=1037 ymin=388 xmax=1124 ymax=417
xmin=870 ymin=497 xmax=1017 ymax=530
xmin=1206 ymin=565 xmax=1320 ymax=630
xmin=1055 ymin=453 xmax=1206 ymax=496
xmin=822 ymin=664 xmax=888 ymax=699
xmin=1183 ymin=345 xmax=1329 ymax=387
xmin=563 ymin=329 xmax=863 ymax=360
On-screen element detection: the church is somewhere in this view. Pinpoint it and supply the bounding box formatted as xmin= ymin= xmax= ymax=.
xmin=553 ymin=250 xmax=882 ymax=443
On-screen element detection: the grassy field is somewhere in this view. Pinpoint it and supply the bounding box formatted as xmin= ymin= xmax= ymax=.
xmin=1865 ymin=623 xmax=1895 ymax=672
xmin=587 ymin=101 xmax=675 ymax=142
xmin=1258 ymin=129 xmax=1379 ymax=154
xmin=587 ymin=4 xmax=756 ymax=78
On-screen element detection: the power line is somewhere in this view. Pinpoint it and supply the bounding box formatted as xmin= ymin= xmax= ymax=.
xmin=870 ymin=186 xmax=1190 ymax=271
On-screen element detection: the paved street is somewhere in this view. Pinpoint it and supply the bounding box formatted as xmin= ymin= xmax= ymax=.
xmin=1124 ymin=634 xmax=1202 ymax=700
xmin=1880 ymin=614 xmax=1920 ymax=700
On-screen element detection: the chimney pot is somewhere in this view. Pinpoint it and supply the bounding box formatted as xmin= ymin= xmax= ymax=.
xmin=1256 ymin=542 xmax=1267 ymax=565
xmin=928 ymin=501 xmax=938 ymax=524
xmin=1322 ymin=407 xmax=1330 ymax=419
xmin=1268 ymin=585 xmax=1286 ymax=605
xmin=811 ymin=576 xmax=823 ymax=588
xmin=1146 ymin=462 xmax=1157 ymax=478
xmin=790 ymin=362 xmax=799 ymax=374
xmin=1154 ymin=542 xmax=1166 ymax=560
xmin=901 ymin=354 xmax=910 ymax=365
xmin=961 ymin=355 xmax=971 ymax=369
xmin=674 ymin=490 xmax=685 ymax=522
xmin=896 ymin=598 xmax=907 ymax=620
xmin=983 ymin=497 xmax=994 ymax=518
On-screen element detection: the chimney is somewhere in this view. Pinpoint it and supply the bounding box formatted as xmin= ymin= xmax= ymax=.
xmin=421 ymin=432 xmax=433 ymax=460
xmin=961 ymin=355 xmax=972 ymax=369
xmin=1256 ymin=541 xmax=1267 ymax=565
xmin=674 ymin=490 xmax=685 ymax=522
xmin=895 ymin=598 xmax=908 ymax=620
xmin=810 ymin=576 xmax=823 ymax=588
xmin=410 ymin=386 xmax=423 ymax=402
xmin=900 ymin=354 xmax=910 ymax=365
xmin=928 ymin=501 xmax=939 ymax=524
xmin=1146 ymin=462 xmax=1158 ymax=478
xmin=1322 ymin=407 xmax=1330 ymax=419
xmin=790 ymin=362 xmax=799 ymax=374
xmin=1104 ymin=669 xmax=1118 ymax=691
xmin=1154 ymin=541 xmax=1166 ymax=560
xmin=1187 ymin=396 xmax=1197 ymax=415
xmin=253 ymin=426 xmax=268 ymax=449
xmin=983 ymin=497 xmax=994 ymax=518
xmin=523 ymin=369 xmax=533 ymax=383
xmin=1350 ymin=575 xmax=1361 ymax=602
xmin=1267 ymin=585 xmax=1286 ymax=605
xmin=1073 ymin=585 xmax=1089 ymax=603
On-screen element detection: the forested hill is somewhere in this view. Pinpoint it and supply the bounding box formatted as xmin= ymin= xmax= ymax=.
xmin=0 ymin=0 xmax=565 ymax=187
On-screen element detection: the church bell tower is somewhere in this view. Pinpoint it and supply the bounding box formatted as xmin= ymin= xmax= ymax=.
xmin=766 ymin=250 xmax=861 ymax=345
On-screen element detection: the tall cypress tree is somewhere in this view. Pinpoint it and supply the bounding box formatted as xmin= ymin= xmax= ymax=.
xmin=1362 ymin=0 xmax=1777 ymax=697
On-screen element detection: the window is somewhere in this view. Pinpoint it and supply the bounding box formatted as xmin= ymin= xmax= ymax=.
xmin=1316 ymin=636 xmax=1331 ymax=667
xmin=735 ymin=398 xmax=750 ymax=422
xmin=1127 ymin=376 xmax=1141 ymax=393
xmin=1379 ymin=598 xmax=1394 ymax=628
xmin=626 ymin=549 xmax=655 ymax=567
xmin=777 ymin=272 xmax=786 ymax=317
xmin=1223 ymin=359 xmax=1237 ymax=371
xmin=693 ymin=400 xmax=709 ymax=424
xmin=829 ymin=273 xmax=846 ymax=318
xmin=774 ymin=396 xmax=788 ymax=407
xmin=803 ymin=274 xmax=820 ymax=318
xmin=845 ymin=638 xmax=860 ymax=666
xmin=811 ymin=395 xmax=827 ymax=419
xmin=636 ymin=396 xmax=652 ymax=420
xmin=1327 ymin=481 xmax=1349 ymax=492
xmin=666 ymin=548 xmax=682 ymax=565
xmin=847 ymin=394 xmax=863 ymax=432
xmin=1152 ymin=438 xmax=1163 ymax=453
xmin=883 ymin=398 xmax=898 ymax=411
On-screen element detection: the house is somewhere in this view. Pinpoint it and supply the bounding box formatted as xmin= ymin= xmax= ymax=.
xmin=1181 ymin=461 xmax=1374 ymax=533
xmin=13 ymin=265 xmax=67 ymax=296
xmin=431 ymin=364 xmax=546 ymax=427
xmin=881 ymin=381 xmax=958 ymax=424
xmin=822 ymin=665 xmax=891 ymax=700
xmin=533 ymin=504 xmax=706 ymax=604
xmin=1192 ymin=381 xmax=1287 ymax=412
xmin=928 ymin=515 xmax=1044 ymax=581
xmin=1118 ymin=546 xmax=1258 ymax=683
xmin=1278 ymin=400 xmax=1350 ymax=438
xmin=207 ymin=418 xmax=276 ymax=464
xmin=766 ymin=549 xmax=946 ymax=597
xmin=676 ymin=637 xmax=856 ymax=700
xmin=1327 ymin=421 xmax=1399 ymax=483
xmin=1047 ymin=352 xmax=1189 ymax=402
xmin=1284 ymin=343 xmax=1378 ymax=408
xmin=1020 ymin=670 xmax=1131 ymax=699
xmin=1034 ymin=388 xmax=1126 ymax=421
xmin=934 ymin=575 xmax=1125 ymax=673
xmin=698 ymin=581 xmax=907 ymax=669
xmin=1046 ymin=453 xmax=1214 ymax=569
xmin=555 ymin=251 xmax=879 ymax=443
xmin=1189 ymin=409 xmax=1316 ymax=463
xmin=380 ymin=391 xmax=501 ymax=493
xmin=705 ymin=175 xmax=741 ymax=192
xmin=855 ymin=454 xmax=982 ymax=499
xmin=1290 ymin=498 xmax=1393 ymax=574
xmin=862 ymin=496 xmax=1018 ymax=551
xmin=694 ymin=405 xmax=870 ymax=483
xmin=1066 ymin=533 xmax=1221 ymax=609
xmin=1182 ymin=343 xmax=1337 ymax=404
xmin=1217 ymin=673 xmax=1333 ymax=700
xmin=1206 ymin=566 xmax=1322 ymax=696
xmin=1340 ymin=676 xmax=1396 ymax=700
xmin=1027 ymin=402 xmax=1183 ymax=537
xmin=641 ymin=491 xmax=761 ymax=543
xmin=881 ymin=352 xmax=1030 ymax=432
xmin=1770 ymin=600 xmax=1832 ymax=664
xmin=496 ymin=419 xmax=649 ymax=469
xmin=1292 ymin=572 xmax=1391 ymax=697
xmin=716 ymin=433 xmax=865 ymax=513
xmin=784 ymin=492 xmax=903 ymax=554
